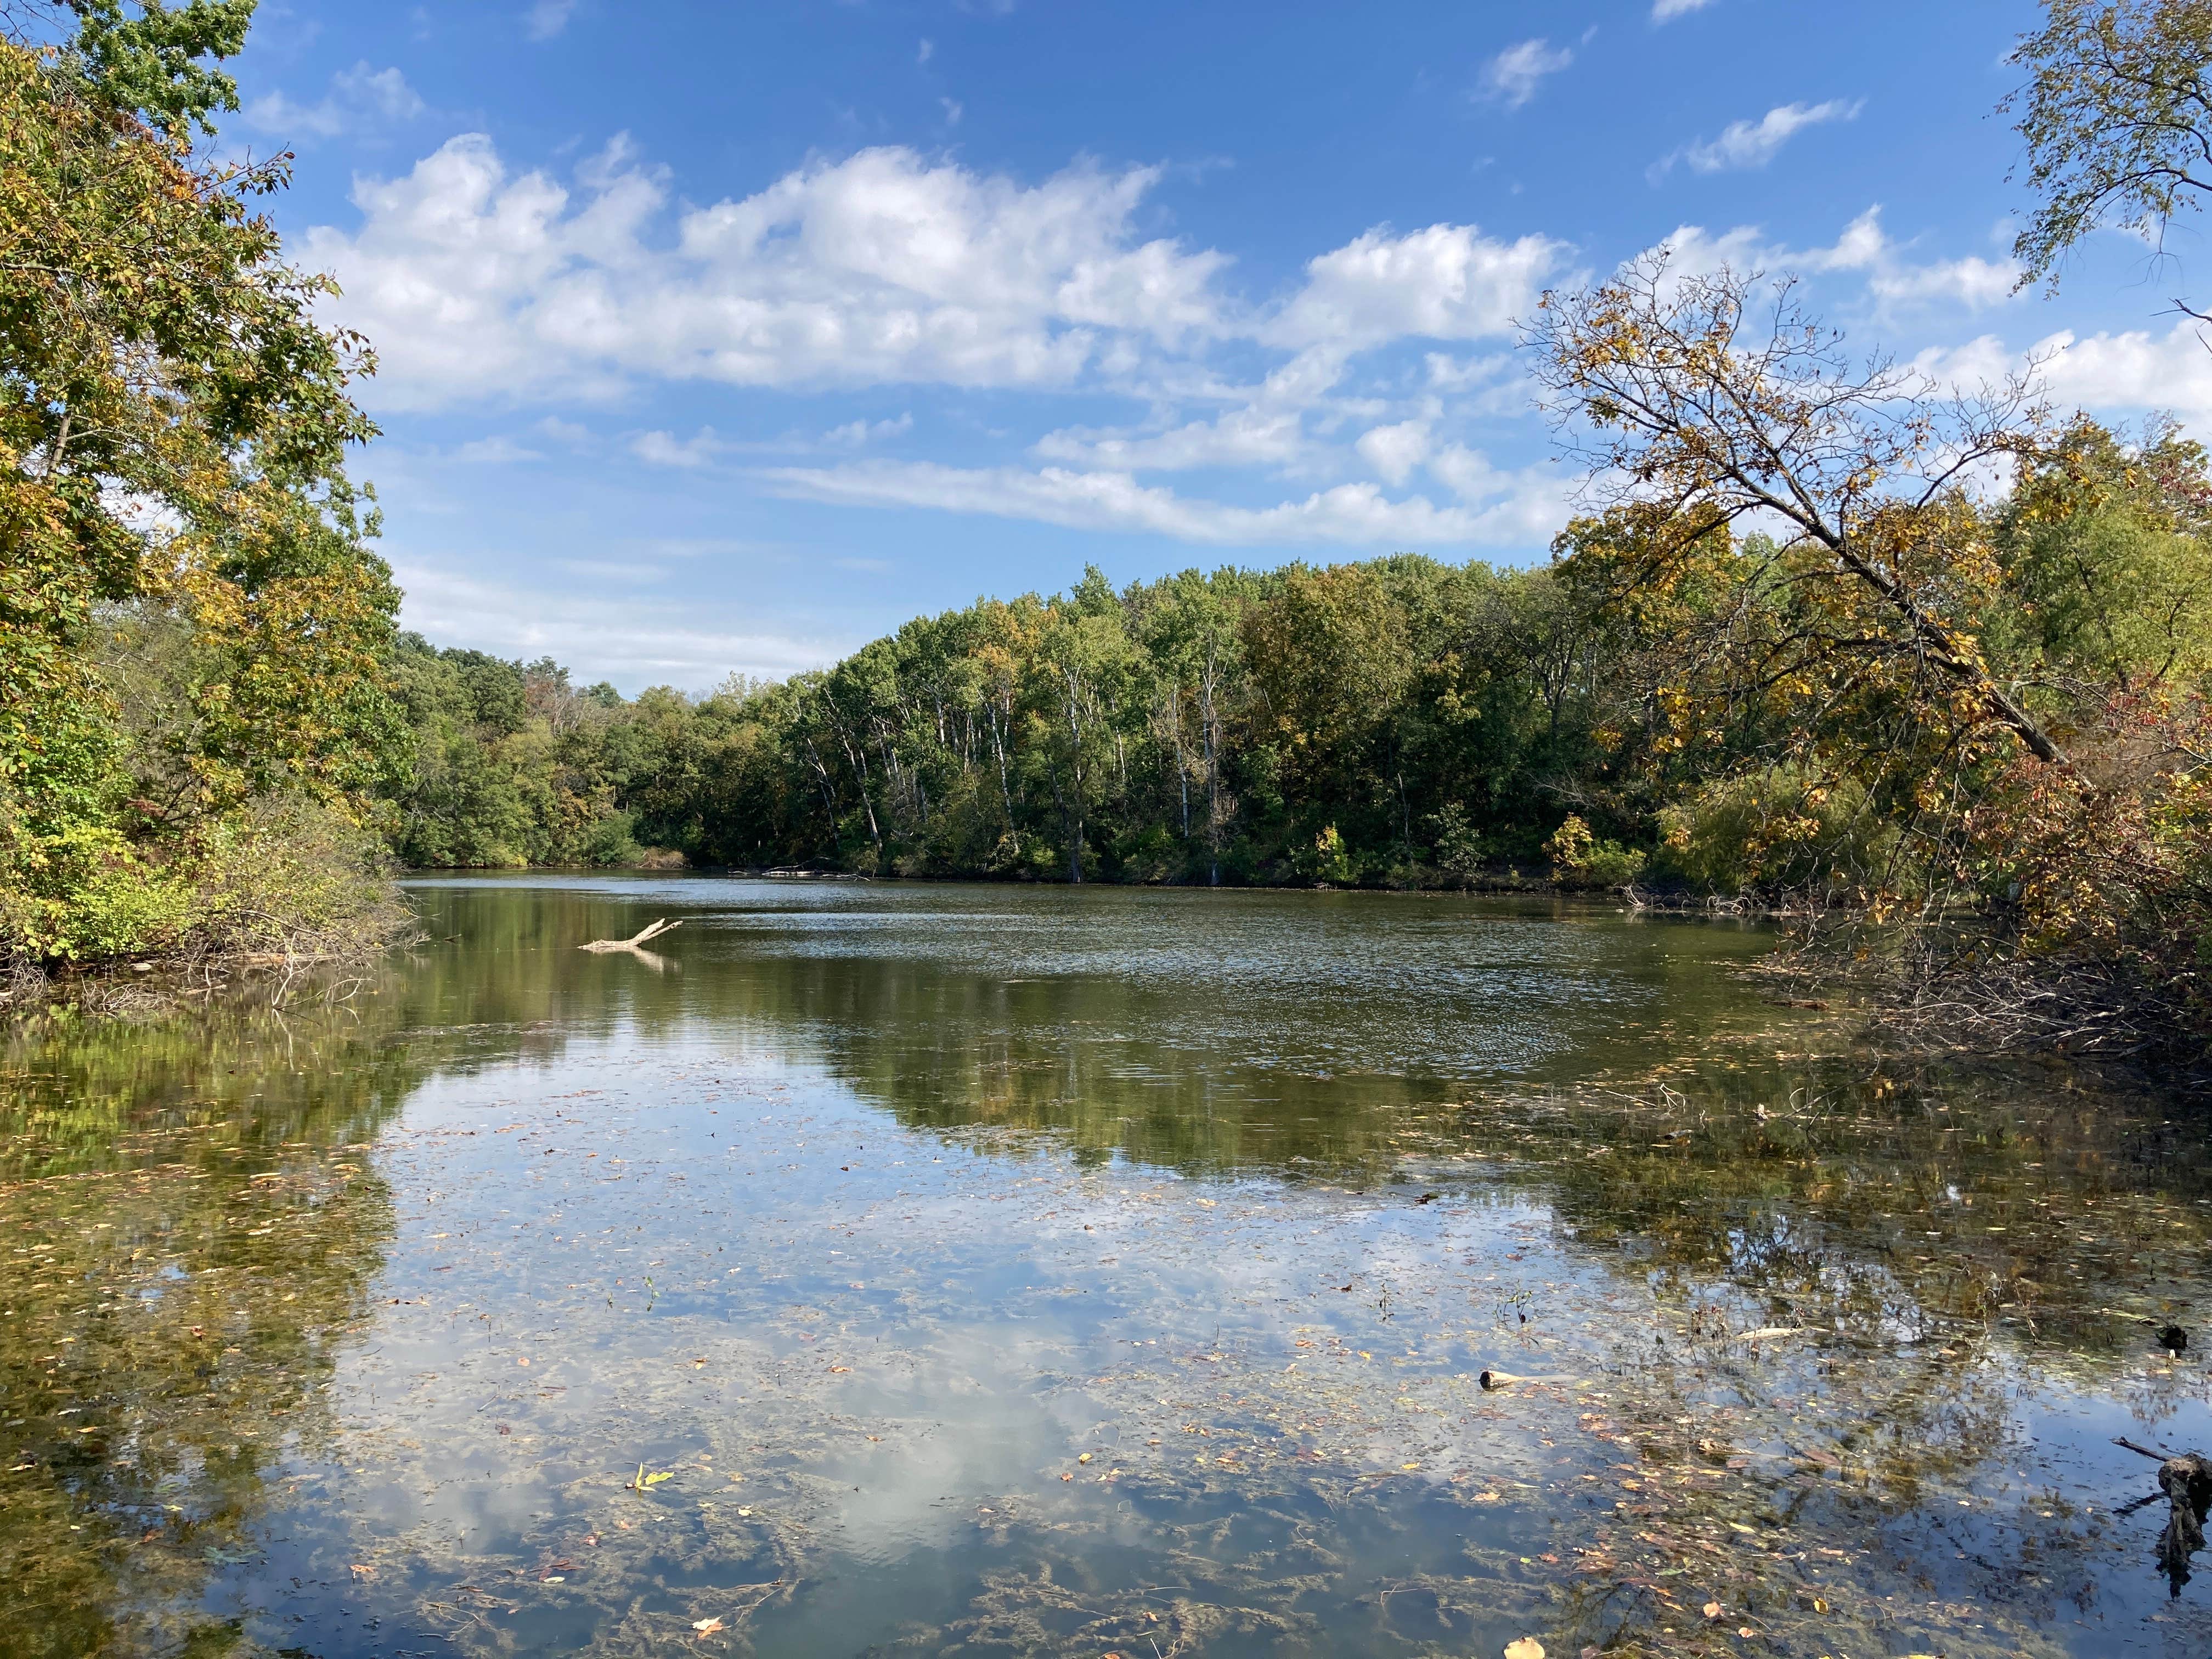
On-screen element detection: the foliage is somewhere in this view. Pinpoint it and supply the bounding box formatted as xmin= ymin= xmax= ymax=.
xmin=1544 ymin=813 xmax=1646 ymax=890
xmin=0 ymin=2 xmax=405 ymax=981
xmin=2005 ymin=0 xmax=2212 ymax=315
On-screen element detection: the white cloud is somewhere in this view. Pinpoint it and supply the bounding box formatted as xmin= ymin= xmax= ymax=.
xmin=1652 ymin=99 xmax=1861 ymax=178
xmin=758 ymin=458 xmax=1567 ymax=550
xmin=631 ymin=427 xmax=727 ymax=468
xmin=243 ymin=61 xmax=422 ymax=140
xmin=1356 ymin=420 xmax=1431 ymax=485
xmin=525 ymin=0 xmax=579 ymax=41
xmin=1644 ymin=208 xmax=2023 ymax=314
xmin=392 ymin=561 xmax=849 ymax=687
xmin=917 ymin=37 xmax=934 ymax=64
xmin=1480 ymin=38 xmax=1573 ymax=109
xmin=825 ymin=413 xmax=913 ymax=446
xmin=1270 ymin=223 xmax=1570 ymax=350
xmin=308 ymin=138 xmax=1234 ymax=410
xmin=1034 ymin=405 xmax=1311 ymax=472
xmin=1652 ymin=0 xmax=1717 ymax=18
xmin=1918 ymin=321 xmax=2212 ymax=421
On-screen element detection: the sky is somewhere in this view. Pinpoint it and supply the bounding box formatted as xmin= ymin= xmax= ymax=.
xmin=219 ymin=0 xmax=2212 ymax=693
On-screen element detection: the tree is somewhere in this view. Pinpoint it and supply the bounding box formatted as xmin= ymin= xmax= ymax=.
xmin=0 ymin=3 xmax=401 ymax=964
xmin=2005 ymin=0 xmax=2212 ymax=317
xmin=1528 ymin=255 xmax=2066 ymax=769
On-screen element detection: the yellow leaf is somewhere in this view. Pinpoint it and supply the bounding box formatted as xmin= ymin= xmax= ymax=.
xmin=1504 ymin=1640 xmax=1545 ymax=1659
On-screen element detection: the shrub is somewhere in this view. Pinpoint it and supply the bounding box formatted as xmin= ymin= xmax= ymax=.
xmin=1544 ymin=814 xmax=1646 ymax=890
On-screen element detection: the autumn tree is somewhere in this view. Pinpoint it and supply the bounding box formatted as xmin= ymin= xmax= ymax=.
xmin=1530 ymin=256 xmax=2063 ymax=771
xmin=0 ymin=1 xmax=403 ymax=968
xmin=2005 ymin=0 xmax=2212 ymax=317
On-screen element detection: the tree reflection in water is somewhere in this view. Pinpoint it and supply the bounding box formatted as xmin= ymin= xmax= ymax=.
xmin=1 ymin=877 xmax=2207 ymax=1657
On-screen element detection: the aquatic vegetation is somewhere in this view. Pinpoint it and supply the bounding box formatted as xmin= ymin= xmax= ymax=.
xmin=1 ymin=878 xmax=2207 ymax=1655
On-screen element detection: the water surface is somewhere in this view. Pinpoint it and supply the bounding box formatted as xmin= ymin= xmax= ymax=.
xmin=4 ymin=876 xmax=2209 ymax=1657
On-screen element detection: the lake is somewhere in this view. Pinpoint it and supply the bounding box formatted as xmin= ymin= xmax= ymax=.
xmin=4 ymin=874 xmax=2209 ymax=1657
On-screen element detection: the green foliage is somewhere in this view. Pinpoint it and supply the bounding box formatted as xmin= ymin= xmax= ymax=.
xmin=2005 ymin=1 xmax=2212 ymax=308
xmin=0 ymin=4 xmax=405 ymax=981
xmin=1652 ymin=768 xmax=1891 ymax=898
xmin=384 ymin=636 xmax=672 ymax=870
xmin=1543 ymin=814 xmax=1646 ymax=890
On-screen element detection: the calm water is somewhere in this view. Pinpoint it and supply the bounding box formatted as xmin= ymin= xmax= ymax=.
xmin=4 ymin=875 xmax=2210 ymax=1657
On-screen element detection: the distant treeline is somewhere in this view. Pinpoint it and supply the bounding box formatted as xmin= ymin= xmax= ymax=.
xmin=387 ymin=556 xmax=1645 ymax=887
xmin=385 ymin=411 xmax=2209 ymax=918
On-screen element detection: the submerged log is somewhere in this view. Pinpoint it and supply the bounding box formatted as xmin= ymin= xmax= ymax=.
xmin=579 ymin=918 xmax=682 ymax=953
xmin=2117 ymin=1437 xmax=2212 ymax=1595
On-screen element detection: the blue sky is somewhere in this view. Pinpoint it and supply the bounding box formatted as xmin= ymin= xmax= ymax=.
xmin=225 ymin=0 xmax=2207 ymax=692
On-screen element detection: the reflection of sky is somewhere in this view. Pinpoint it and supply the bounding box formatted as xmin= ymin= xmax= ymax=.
xmin=223 ymin=1032 xmax=1638 ymax=1651
xmin=205 ymin=876 xmax=2212 ymax=1656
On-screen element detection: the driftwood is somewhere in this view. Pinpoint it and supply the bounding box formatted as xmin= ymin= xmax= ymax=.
xmin=2117 ymin=1437 xmax=2212 ymax=1594
xmin=579 ymin=918 xmax=682 ymax=954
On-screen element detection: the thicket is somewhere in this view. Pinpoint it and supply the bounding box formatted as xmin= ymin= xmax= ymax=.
xmin=0 ymin=1 xmax=407 ymax=999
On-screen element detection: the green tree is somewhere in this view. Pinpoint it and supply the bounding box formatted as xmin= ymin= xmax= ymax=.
xmin=2005 ymin=0 xmax=2212 ymax=317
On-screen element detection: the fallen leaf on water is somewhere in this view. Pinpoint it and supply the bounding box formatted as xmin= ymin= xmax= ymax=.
xmin=1703 ymin=1601 xmax=1722 ymax=1619
xmin=828 ymin=1365 xmax=851 ymax=1374
xmin=1401 ymin=1463 xmax=1420 ymax=1471
xmin=735 ymin=1506 xmax=753 ymax=1517
xmin=1504 ymin=1639 xmax=1545 ymax=1659
xmin=1077 ymin=1452 xmax=1092 ymax=1464
xmin=693 ymin=1616 xmax=725 ymax=1633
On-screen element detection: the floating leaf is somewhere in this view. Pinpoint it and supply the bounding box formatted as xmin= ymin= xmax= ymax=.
xmin=1504 ymin=1639 xmax=1545 ymax=1659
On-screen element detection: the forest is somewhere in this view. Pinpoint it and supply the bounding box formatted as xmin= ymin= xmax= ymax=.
xmin=1 ymin=0 xmax=2208 ymax=1061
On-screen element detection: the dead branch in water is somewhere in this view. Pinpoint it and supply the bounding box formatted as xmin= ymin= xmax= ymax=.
xmin=579 ymin=918 xmax=682 ymax=954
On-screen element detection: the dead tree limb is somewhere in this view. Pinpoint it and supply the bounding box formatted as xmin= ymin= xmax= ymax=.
xmin=2115 ymin=1437 xmax=2212 ymax=1595
xmin=579 ymin=918 xmax=682 ymax=953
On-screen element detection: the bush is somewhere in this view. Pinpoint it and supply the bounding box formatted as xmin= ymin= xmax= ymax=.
xmin=1544 ymin=814 xmax=1646 ymax=890
xmin=1651 ymin=766 xmax=1891 ymax=898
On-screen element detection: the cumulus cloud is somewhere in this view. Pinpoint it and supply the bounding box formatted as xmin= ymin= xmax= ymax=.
xmin=1480 ymin=38 xmax=1573 ymax=109
xmin=1651 ymin=98 xmax=1861 ymax=178
xmin=1643 ymin=208 xmax=2023 ymax=314
xmin=243 ymin=61 xmax=423 ymax=140
xmin=1269 ymin=223 xmax=1571 ymax=350
xmin=1917 ymin=321 xmax=2212 ymax=421
xmin=631 ymin=428 xmax=727 ymax=469
xmin=1652 ymin=0 xmax=1718 ymax=19
xmin=758 ymin=458 xmax=1568 ymax=550
xmin=1355 ymin=420 xmax=1431 ymax=485
xmin=826 ymin=413 xmax=914 ymax=446
xmin=307 ymin=138 xmax=1237 ymax=410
